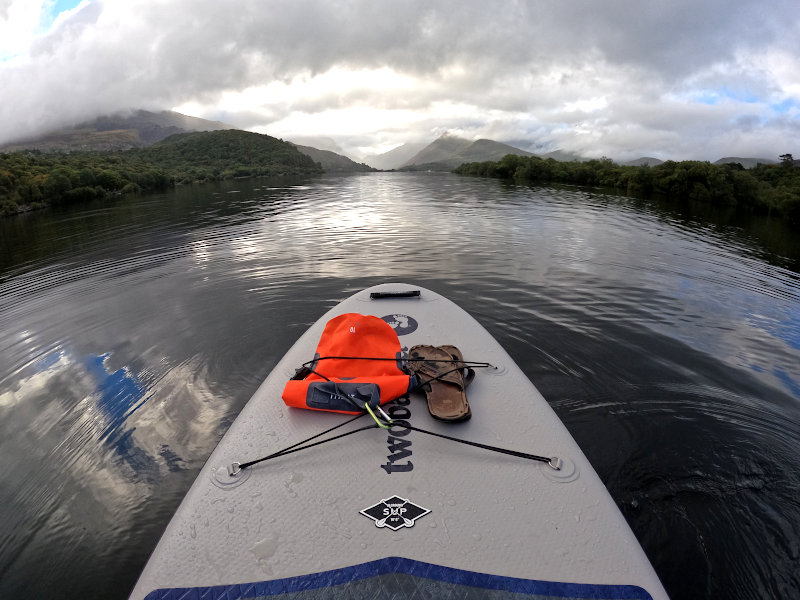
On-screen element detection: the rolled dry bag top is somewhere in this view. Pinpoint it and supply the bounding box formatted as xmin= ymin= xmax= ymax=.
xmin=282 ymin=313 xmax=413 ymax=414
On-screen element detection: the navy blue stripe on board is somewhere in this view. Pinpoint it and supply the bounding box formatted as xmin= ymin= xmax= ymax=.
xmin=143 ymin=556 xmax=654 ymax=600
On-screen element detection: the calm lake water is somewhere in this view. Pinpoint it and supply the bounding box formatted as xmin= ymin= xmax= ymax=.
xmin=1 ymin=172 xmax=799 ymax=599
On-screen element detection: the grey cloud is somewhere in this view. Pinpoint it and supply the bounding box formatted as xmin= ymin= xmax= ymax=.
xmin=0 ymin=0 xmax=797 ymax=158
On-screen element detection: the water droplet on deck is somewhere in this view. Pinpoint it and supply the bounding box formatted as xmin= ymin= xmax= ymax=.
xmin=251 ymin=533 xmax=280 ymax=562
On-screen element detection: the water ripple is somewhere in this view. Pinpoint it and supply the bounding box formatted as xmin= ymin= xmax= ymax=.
xmin=1 ymin=173 xmax=799 ymax=600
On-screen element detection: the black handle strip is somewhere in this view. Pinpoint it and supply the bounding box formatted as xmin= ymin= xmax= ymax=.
xmin=369 ymin=290 xmax=421 ymax=299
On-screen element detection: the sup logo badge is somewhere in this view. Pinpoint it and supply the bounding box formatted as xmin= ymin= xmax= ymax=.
xmin=381 ymin=314 xmax=418 ymax=336
xmin=360 ymin=496 xmax=430 ymax=530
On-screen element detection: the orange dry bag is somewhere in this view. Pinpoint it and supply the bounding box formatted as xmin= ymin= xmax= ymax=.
xmin=281 ymin=313 xmax=413 ymax=414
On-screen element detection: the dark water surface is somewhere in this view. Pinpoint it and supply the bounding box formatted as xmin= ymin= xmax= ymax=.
xmin=1 ymin=173 xmax=799 ymax=599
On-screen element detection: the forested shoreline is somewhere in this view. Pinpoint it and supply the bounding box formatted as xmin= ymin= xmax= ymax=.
xmin=4 ymin=127 xmax=799 ymax=230
xmin=454 ymin=154 xmax=800 ymax=226
xmin=0 ymin=130 xmax=323 ymax=217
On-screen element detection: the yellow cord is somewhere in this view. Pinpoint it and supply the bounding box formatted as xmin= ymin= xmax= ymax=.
xmin=365 ymin=403 xmax=390 ymax=429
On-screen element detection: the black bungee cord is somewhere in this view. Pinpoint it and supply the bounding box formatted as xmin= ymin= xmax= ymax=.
xmin=227 ymin=355 xmax=562 ymax=476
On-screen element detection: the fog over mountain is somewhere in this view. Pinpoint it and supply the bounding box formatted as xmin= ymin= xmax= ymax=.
xmin=714 ymin=157 xmax=778 ymax=168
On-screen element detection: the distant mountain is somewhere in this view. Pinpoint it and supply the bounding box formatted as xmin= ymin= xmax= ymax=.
xmin=401 ymin=133 xmax=474 ymax=169
xmin=363 ymin=142 xmax=429 ymax=170
xmin=289 ymin=136 xmax=348 ymax=155
xmin=714 ymin=157 xmax=778 ymax=168
xmin=623 ymin=157 xmax=664 ymax=166
xmin=0 ymin=110 xmax=231 ymax=152
xmin=401 ymin=134 xmax=533 ymax=171
xmin=540 ymin=149 xmax=584 ymax=162
xmin=456 ymin=139 xmax=534 ymax=163
xmin=292 ymin=144 xmax=376 ymax=172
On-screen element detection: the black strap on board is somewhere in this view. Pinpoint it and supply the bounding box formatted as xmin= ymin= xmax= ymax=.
xmin=229 ymin=402 xmax=561 ymax=476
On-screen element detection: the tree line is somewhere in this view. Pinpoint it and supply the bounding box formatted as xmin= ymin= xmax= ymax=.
xmin=0 ymin=130 xmax=323 ymax=217
xmin=454 ymin=154 xmax=800 ymax=226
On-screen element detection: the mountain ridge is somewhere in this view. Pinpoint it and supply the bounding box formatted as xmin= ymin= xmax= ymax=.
xmin=1 ymin=109 xmax=786 ymax=171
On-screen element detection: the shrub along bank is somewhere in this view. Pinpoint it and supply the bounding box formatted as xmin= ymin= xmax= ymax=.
xmin=454 ymin=154 xmax=800 ymax=226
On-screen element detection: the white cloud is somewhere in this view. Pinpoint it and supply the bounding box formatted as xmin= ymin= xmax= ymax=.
xmin=0 ymin=0 xmax=47 ymax=59
xmin=763 ymin=50 xmax=800 ymax=101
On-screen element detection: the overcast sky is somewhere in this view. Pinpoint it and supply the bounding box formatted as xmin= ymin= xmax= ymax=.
xmin=1 ymin=0 xmax=798 ymax=161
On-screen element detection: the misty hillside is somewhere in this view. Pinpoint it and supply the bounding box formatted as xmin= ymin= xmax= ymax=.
xmin=90 ymin=110 xmax=231 ymax=144
xmin=624 ymin=156 xmax=781 ymax=168
xmin=540 ymin=149 xmax=585 ymax=162
xmin=291 ymin=144 xmax=376 ymax=172
xmin=0 ymin=110 xmax=231 ymax=153
xmin=288 ymin=136 xmax=348 ymax=155
xmin=714 ymin=157 xmax=778 ymax=168
xmin=624 ymin=157 xmax=665 ymax=166
xmin=401 ymin=134 xmax=532 ymax=171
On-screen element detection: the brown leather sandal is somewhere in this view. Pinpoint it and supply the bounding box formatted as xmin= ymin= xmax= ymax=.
xmin=409 ymin=345 xmax=474 ymax=422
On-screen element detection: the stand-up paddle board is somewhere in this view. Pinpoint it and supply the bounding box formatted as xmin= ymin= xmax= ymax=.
xmin=129 ymin=283 xmax=668 ymax=599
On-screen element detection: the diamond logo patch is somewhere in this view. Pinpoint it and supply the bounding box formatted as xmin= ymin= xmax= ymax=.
xmin=360 ymin=496 xmax=430 ymax=530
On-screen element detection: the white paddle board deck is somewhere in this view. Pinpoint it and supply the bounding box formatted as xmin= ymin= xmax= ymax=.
xmin=130 ymin=283 xmax=668 ymax=599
